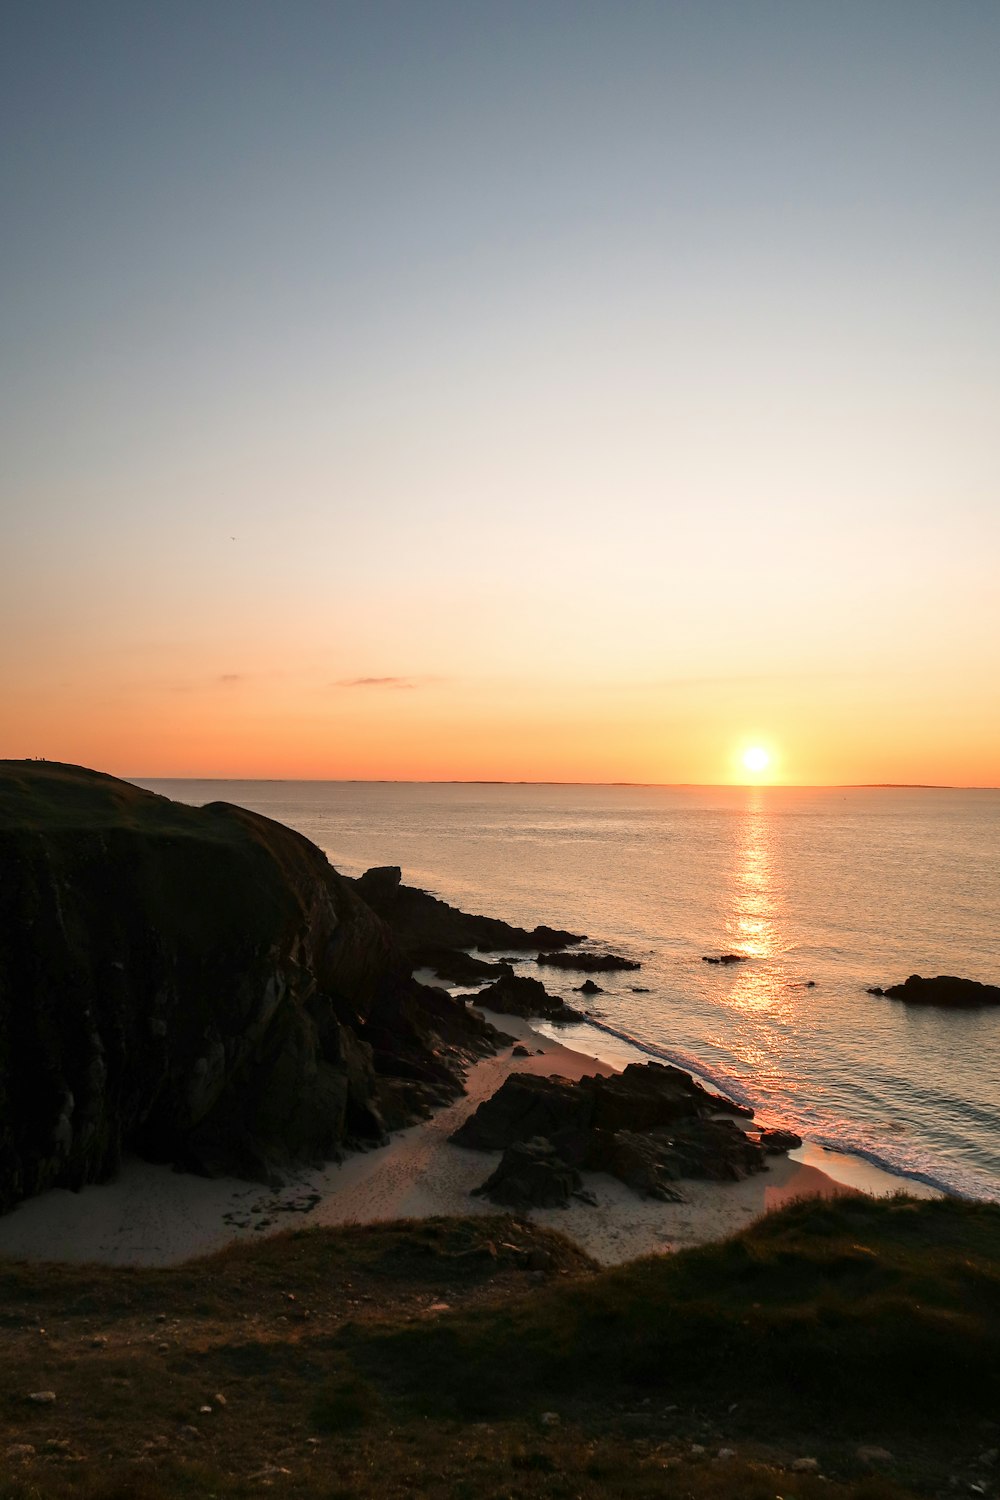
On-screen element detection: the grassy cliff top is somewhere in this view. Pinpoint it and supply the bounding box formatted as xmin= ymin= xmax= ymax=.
xmin=0 ymin=761 xmax=231 ymax=839
xmin=0 ymin=764 xmax=319 ymax=876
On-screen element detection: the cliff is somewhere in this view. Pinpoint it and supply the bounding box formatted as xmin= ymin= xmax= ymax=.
xmin=0 ymin=762 xmax=502 ymax=1213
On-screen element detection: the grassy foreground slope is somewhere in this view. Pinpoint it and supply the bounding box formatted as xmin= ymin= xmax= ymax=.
xmin=0 ymin=1195 xmax=997 ymax=1498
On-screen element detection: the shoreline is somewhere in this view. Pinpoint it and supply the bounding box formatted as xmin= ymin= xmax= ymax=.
xmin=527 ymin=1011 xmax=946 ymax=1204
xmin=0 ymin=1009 xmax=936 ymax=1271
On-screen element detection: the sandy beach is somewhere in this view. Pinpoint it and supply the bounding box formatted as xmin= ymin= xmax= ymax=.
xmin=0 ymin=1008 xmax=936 ymax=1270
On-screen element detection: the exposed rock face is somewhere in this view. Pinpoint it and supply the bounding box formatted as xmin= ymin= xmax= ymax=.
xmin=453 ymin=1064 xmax=752 ymax=1154
xmin=869 ymin=974 xmax=1000 ymax=1007
xmin=587 ymin=1119 xmax=766 ymax=1197
xmin=453 ymin=1073 xmax=595 ymax=1152
xmin=471 ymin=1137 xmax=595 ymax=1209
xmin=0 ymin=762 xmax=504 ymax=1214
xmin=453 ymin=1061 xmax=770 ymax=1203
xmin=469 ymin=972 xmax=583 ymax=1024
xmin=753 ymin=1128 xmax=803 ymax=1154
xmin=703 ymin=953 xmax=748 ymax=965
xmin=537 ymin=951 xmax=640 ymax=973
xmin=353 ymin=866 xmax=582 ymax=956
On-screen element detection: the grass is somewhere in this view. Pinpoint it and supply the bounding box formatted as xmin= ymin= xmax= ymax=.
xmin=0 ymin=762 xmax=231 ymax=840
xmin=354 ymin=1195 xmax=1000 ymax=1434
xmin=0 ymin=1198 xmax=996 ymax=1497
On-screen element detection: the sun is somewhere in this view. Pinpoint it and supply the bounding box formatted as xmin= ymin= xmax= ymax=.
xmin=742 ymin=745 xmax=770 ymax=774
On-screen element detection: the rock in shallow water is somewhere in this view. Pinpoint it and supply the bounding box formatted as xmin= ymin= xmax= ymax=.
xmin=468 ymin=971 xmax=583 ymax=1023
xmin=872 ymin=973 xmax=1000 ymax=1007
xmin=754 ymin=1128 xmax=803 ymax=1154
xmin=537 ymin=951 xmax=640 ymax=973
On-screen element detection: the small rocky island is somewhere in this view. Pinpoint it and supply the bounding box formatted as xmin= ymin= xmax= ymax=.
xmin=868 ymin=974 xmax=1000 ymax=1007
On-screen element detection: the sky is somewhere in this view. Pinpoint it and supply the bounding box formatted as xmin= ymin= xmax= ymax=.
xmin=3 ymin=0 xmax=998 ymax=785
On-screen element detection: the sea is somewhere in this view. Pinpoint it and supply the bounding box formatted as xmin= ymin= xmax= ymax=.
xmin=139 ymin=780 xmax=1000 ymax=1204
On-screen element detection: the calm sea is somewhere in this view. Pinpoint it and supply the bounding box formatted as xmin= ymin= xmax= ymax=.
xmin=139 ymin=780 xmax=1000 ymax=1202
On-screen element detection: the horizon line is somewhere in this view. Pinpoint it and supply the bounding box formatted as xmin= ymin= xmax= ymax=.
xmin=127 ymin=775 xmax=1000 ymax=791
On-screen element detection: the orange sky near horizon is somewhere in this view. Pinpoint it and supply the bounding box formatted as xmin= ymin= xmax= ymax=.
xmin=4 ymin=6 xmax=999 ymax=789
xmin=8 ymin=658 xmax=999 ymax=787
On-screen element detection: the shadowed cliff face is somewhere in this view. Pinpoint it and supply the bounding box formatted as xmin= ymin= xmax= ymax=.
xmin=0 ymin=762 xmax=501 ymax=1213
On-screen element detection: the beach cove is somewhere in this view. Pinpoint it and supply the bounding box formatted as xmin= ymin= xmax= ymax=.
xmin=0 ymin=761 xmax=948 ymax=1271
xmin=0 ymin=1005 xmax=932 ymax=1271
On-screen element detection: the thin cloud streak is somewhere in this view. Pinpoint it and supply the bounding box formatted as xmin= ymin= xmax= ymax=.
xmin=334 ymin=676 xmax=451 ymax=690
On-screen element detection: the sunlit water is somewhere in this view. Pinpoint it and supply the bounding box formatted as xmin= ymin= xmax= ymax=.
xmin=140 ymin=781 xmax=1000 ymax=1201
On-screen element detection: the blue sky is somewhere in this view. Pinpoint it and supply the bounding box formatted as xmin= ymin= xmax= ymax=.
xmin=3 ymin=1 xmax=998 ymax=781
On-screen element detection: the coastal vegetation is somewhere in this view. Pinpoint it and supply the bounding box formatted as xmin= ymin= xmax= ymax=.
xmin=0 ymin=1195 xmax=996 ymax=1497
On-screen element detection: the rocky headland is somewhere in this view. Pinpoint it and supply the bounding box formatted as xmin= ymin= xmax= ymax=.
xmin=349 ymin=865 xmax=606 ymax=1024
xmin=352 ymin=863 xmax=582 ymax=961
xmin=0 ymin=762 xmax=507 ymax=1213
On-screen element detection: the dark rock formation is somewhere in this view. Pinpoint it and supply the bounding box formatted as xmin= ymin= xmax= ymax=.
xmin=583 ymin=1128 xmax=684 ymax=1201
xmin=594 ymin=1063 xmax=754 ymax=1131
xmin=702 ymin=953 xmax=748 ymax=965
xmin=453 ymin=1064 xmax=752 ymax=1155
xmin=413 ymin=948 xmax=514 ymax=986
xmin=452 ymin=1061 xmax=771 ymax=1202
xmin=537 ymin=951 xmax=640 ymax=973
xmin=512 ymin=1044 xmax=531 ymax=1058
xmin=871 ymin=974 xmax=1000 ymax=1008
xmin=0 ymin=762 xmax=506 ymax=1214
xmin=574 ymin=980 xmax=604 ymax=996
xmin=353 ymin=866 xmax=582 ymax=955
xmin=753 ymin=1128 xmax=803 ymax=1154
xmin=453 ymin=1073 xmax=595 ymax=1152
xmin=471 ymin=1137 xmax=595 ymax=1209
xmin=468 ymin=972 xmax=583 ymax=1024
xmin=588 ymin=1119 xmax=767 ymax=1197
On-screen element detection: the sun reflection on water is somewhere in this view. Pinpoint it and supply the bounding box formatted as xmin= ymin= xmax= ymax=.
xmin=732 ymin=791 xmax=776 ymax=955
xmin=725 ymin=789 xmax=788 ymax=1020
